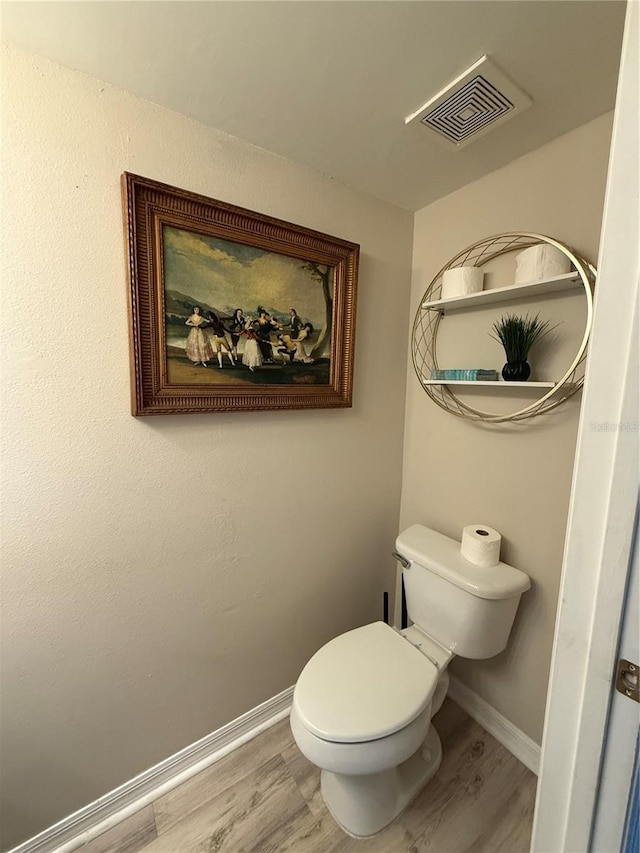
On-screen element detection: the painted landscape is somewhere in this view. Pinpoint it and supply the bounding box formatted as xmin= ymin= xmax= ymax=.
xmin=162 ymin=225 xmax=334 ymax=386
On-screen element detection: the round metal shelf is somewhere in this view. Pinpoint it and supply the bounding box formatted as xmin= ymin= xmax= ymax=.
xmin=411 ymin=232 xmax=596 ymax=423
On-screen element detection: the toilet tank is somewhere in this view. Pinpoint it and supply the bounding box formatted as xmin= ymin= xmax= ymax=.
xmin=396 ymin=524 xmax=530 ymax=660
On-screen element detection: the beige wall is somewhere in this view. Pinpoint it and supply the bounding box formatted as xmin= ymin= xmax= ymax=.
xmin=0 ymin=44 xmax=413 ymax=849
xmin=400 ymin=111 xmax=613 ymax=744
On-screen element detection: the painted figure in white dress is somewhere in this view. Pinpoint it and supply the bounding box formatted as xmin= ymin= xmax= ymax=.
xmin=241 ymin=320 xmax=263 ymax=372
xmin=185 ymin=306 xmax=214 ymax=367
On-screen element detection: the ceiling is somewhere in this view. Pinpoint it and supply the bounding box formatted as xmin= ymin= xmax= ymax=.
xmin=1 ymin=1 xmax=626 ymax=211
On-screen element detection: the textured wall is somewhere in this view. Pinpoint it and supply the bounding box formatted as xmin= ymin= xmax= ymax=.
xmin=0 ymin=44 xmax=413 ymax=849
xmin=400 ymin=112 xmax=613 ymax=744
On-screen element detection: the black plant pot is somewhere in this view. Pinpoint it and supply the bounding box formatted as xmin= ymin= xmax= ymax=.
xmin=502 ymin=361 xmax=531 ymax=382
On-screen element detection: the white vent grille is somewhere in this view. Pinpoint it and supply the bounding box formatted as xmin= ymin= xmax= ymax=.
xmin=405 ymin=56 xmax=532 ymax=150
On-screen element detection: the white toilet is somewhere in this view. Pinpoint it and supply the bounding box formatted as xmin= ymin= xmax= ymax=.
xmin=290 ymin=523 xmax=531 ymax=838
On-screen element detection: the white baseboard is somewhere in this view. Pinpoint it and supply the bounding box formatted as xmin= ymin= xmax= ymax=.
xmin=9 ymin=686 xmax=294 ymax=853
xmin=448 ymin=675 xmax=540 ymax=775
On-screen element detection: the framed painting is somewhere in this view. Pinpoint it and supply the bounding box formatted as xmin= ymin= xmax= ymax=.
xmin=122 ymin=173 xmax=359 ymax=415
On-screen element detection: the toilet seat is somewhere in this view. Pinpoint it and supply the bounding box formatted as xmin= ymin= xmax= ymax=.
xmin=293 ymin=621 xmax=438 ymax=744
xmin=290 ymin=703 xmax=433 ymax=777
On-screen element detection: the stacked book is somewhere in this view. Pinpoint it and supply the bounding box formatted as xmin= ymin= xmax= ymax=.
xmin=430 ymin=369 xmax=498 ymax=381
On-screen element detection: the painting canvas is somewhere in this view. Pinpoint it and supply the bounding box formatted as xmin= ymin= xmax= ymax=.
xmin=163 ymin=227 xmax=334 ymax=387
xmin=123 ymin=174 xmax=359 ymax=415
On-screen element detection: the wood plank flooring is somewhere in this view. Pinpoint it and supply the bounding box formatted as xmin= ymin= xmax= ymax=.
xmin=80 ymin=700 xmax=537 ymax=853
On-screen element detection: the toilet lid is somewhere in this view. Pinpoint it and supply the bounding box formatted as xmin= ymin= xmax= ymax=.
xmin=293 ymin=621 xmax=438 ymax=743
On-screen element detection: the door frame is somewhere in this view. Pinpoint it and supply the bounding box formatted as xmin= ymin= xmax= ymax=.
xmin=531 ymin=2 xmax=640 ymax=850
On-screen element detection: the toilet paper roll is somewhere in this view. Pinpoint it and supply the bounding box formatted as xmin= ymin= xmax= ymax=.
xmin=514 ymin=245 xmax=571 ymax=284
xmin=461 ymin=525 xmax=502 ymax=568
xmin=441 ymin=266 xmax=484 ymax=300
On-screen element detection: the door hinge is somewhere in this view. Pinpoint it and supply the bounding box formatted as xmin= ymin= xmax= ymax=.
xmin=615 ymin=658 xmax=639 ymax=702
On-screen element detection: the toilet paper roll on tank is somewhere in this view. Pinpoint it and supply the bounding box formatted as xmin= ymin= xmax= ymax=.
xmin=460 ymin=525 xmax=502 ymax=568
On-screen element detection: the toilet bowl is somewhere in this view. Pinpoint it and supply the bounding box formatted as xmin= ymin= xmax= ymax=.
xmin=290 ymin=620 xmax=451 ymax=837
xmin=290 ymin=524 xmax=531 ymax=837
xmin=291 ymin=524 xmax=531 ymax=838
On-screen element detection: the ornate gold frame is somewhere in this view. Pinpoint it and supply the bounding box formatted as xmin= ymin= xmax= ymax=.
xmin=123 ymin=174 xmax=359 ymax=415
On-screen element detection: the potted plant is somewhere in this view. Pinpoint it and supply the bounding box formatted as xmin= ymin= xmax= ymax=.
xmin=490 ymin=313 xmax=553 ymax=381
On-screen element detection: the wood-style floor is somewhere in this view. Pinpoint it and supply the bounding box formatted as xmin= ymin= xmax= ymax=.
xmin=81 ymin=700 xmax=537 ymax=853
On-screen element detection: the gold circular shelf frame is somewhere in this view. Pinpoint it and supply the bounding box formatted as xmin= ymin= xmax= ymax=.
xmin=411 ymin=232 xmax=596 ymax=423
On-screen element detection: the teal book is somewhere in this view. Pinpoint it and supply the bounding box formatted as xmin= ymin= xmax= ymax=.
xmin=430 ymin=369 xmax=498 ymax=381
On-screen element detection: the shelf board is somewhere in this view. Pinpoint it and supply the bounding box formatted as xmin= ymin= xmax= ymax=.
xmin=423 ymin=379 xmax=557 ymax=388
xmin=422 ymin=271 xmax=582 ymax=312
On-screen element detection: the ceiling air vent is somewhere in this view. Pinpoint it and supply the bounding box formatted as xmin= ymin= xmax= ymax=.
xmin=405 ymin=55 xmax=532 ymax=150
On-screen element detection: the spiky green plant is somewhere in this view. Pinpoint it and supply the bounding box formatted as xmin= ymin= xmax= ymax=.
xmin=490 ymin=313 xmax=553 ymax=363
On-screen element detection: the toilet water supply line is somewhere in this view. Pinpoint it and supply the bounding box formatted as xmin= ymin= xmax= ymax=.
xmin=386 ymin=552 xmax=411 ymax=629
